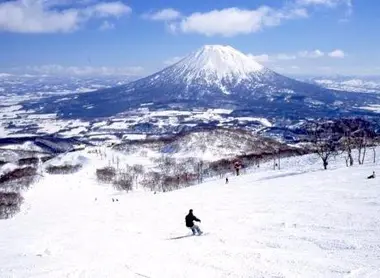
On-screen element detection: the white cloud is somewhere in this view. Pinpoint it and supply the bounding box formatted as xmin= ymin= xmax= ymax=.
xmin=276 ymin=53 xmax=297 ymax=60
xmin=299 ymin=49 xmax=325 ymax=58
xmin=0 ymin=0 xmax=131 ymax=33
xmin=250 ymin=48 xmax=345 ymax=64
xmin=249 ymin=52 xmax=298 ymax=63
xmin=16 ymin=65 xmax=144 ymax=76
xmin=163 ymin=56 xmax=184 ymax=66
xmin=158 ymin=0 xmax=352 ymax=37
xmin=43 ymin=0 xmax=98 ymax=8
xmin=328 ymin=49 xmax=345 ymax=58
xmin=296 ymin=0 xmax=353 ymax=18
xmin=296 ymin=0 xmax=351 ymax=7
xmin=174 ymin=6 xmax=308 ymax=37
xmin=249 ymin=53 xmax=298 ymax=63
xmin=144 ymin=8 xmax=181 ymax=21
xmin=249 ymin=54 xmax=271 ymax=63
xmin=89 ymin=2 xmax=131 ymax=18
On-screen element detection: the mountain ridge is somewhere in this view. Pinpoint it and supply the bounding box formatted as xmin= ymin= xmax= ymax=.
xmin=22 ymin=45 xmax=379 ymax=119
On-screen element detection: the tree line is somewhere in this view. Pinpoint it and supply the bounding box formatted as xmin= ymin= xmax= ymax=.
xmin=305 ymin=118 xmax=379 ymax=170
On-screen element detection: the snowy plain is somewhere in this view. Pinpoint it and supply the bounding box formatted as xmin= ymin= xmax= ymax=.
xmin=0 ymin=102 xmax=271 ymax=141
xmin=0 ymin=149 xmax=380 ymax=278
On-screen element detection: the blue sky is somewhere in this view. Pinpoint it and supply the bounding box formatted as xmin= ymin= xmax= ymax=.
xmin=0 ymin=0 xmax=378 ymax=76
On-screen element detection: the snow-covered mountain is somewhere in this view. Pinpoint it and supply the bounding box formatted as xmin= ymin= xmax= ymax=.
xmin=23 ymin=45 xmax=379 ymax=119
xmin=134 ymin=45 xmax=330 ymax=100
xmin=162 ymin=45 xmax=266 ymax=90
xmin=302 ymin=75 xmax=380 ymax=93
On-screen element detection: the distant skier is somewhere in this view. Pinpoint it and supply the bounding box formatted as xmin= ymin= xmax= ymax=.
xmin=225 ymin=177 xmax=229 ymax=184
xmin=367 ymin=171 xmax=376 ymax=179
xmin=234 ymin=161 xmax=242 ymax=176
xmin=185 ymin=209 xmax=203 ymax=235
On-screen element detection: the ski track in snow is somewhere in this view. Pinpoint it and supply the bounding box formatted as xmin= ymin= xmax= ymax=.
xmin=1 ymin=151 xmax=380 ymax=277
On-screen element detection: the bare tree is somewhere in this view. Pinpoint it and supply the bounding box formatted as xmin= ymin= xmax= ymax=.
xmin=113 ymin=172 xmax=133 ymax=192
xmin=368 ymin=136 xmax=379 ymax=164
xmin=370 ymin=144 xmax=377 ymax=164
xmin=334 ymin=118 xmax=377 ymax=166
xmin=306 ymin=121 xmax=340 ymax=170
xmin=0 ymin=192 xmax=23 ymax=219
xmin=140 ymin=171 xmax=162 ymax=192
xmin=131 ymin=164 xmax=144 ymax=189
xmin=339 ymin=125 xmax=355 ymax=167
xmin=273 ymin=149 xmax=281 ymax=170
xmin=155 ymin=154 xmax=175 ymax=191
xmin=353 ymin=121 xmax=375 ymax=165
xmin=45 ymin=164 xmax=82 ymax=175
xmin=157 ymin=155 xmax=176 ymax=174
xmin=209 ymin=159 xmax=231 ymax=178
xmin=197 ymin=160 xmax=204 ymax=183
xmin=0 ymin=167 xmax=38 ymax=190
xmin=96 ymin=167 xmax=116 ymax=183
xmin=355 ymin=130 xmax=368 ymax=165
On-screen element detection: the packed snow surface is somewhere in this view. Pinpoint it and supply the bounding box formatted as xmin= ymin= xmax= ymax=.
xmin=1 ymin=152 xmax=380 ymax=277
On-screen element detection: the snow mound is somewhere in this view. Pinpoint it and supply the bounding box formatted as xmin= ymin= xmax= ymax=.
xmin=0 ymin=141 xmax=46 ymax=153
xmin=0 ymin=162 xmax=19 ymax=177
xmin=116 ymin=129 xmax=288 ymax=161
xmin=44 ymin=152 xmax=89 ymax=168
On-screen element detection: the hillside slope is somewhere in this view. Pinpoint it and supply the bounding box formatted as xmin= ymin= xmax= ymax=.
xmin=115 ymin=128 xmax=292 ymax=161
xmin=0 ymin=151 xmax=379 ymax=277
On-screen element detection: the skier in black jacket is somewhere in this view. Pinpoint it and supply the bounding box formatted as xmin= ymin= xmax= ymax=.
xmin=185 ymin=209 xmax=203 ymax=235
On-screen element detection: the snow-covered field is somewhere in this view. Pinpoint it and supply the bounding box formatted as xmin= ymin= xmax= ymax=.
xmin=1 ymin=150 xmax=380 ymax=277
xmin=0 ymin=104 xmax=271 ymax=141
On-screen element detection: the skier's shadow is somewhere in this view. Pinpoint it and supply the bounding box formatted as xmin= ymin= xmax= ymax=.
xmin=167 ymin=234 xmax=194 ymax=240
xmin=167 ymin=233 xmax=208 ymax=240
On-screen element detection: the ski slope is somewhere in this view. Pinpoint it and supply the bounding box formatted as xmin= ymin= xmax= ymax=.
xmin=1 ymin=152 xmax=380 ymax=277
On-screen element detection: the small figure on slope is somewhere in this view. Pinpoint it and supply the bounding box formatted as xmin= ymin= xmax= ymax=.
xmin=367 ymin=171 xmax=376 ymax=179
xmin=234 ymin=161 xmax=242 ymax=176
xmin=185 ymin=209 xmax=203 ymax=235
xmin=225 ymin=177 xmax=229 ymax=184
